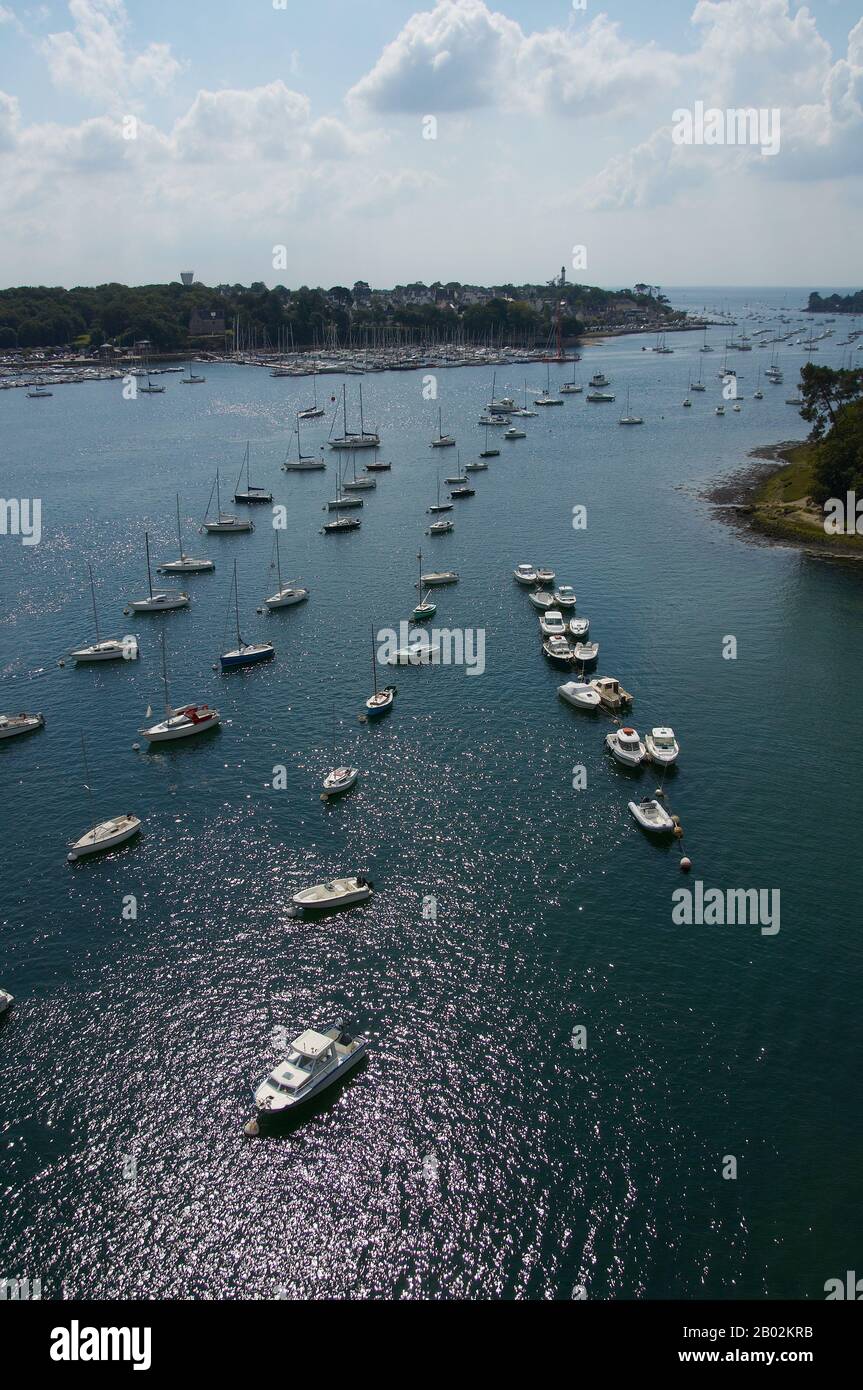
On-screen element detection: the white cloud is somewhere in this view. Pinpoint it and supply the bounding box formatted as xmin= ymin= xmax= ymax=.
xmin=41 ymin=0 xmax=182 ymax=108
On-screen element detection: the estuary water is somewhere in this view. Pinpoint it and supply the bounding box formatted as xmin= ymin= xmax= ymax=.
xmin=1 ymin=287 xmax=861 ymax=1299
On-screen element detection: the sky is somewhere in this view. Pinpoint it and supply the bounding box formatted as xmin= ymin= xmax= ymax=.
xmin=0 ymin=0 xmax=861 ymax=290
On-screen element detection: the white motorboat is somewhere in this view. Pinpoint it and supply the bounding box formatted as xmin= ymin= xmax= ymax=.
xmin=554 ymin=586 xmax=576 ymax=608
xmin=465 ymin=458 xmax=488 ymax=471
xmin=645 ymin=726 xmax=680 ymax=765
xmin=539 ymin=609 xmax=566 ymax=637
xmin=265 ymin=532 xmax=309 ymax=609
xmin=589 ymin=372 xmax=610 ymax=388
xmin=0 ymin=711 xmax=45 ymax=739
xmin=428 ymin=518 xmax=454 ymax=535
xmin=504 ymin=426 xmax=526 ymax=440
xmin=201 ymin=471 xmax=254 ymax=532
xmin=159 ymin=495 xmax=215 ymax=573
xmin=628 ymin=798 xmax=675 ymax=834
xmin=68 ymin=813 xmax=141 ymax=861
xmin=140 ymin=629 xmax=221 ymax=741
xmin=323 ymin=766 xmax=359 ymax=796
xmin=558 ymin=681 xmax=601 ymax=710
xmin=715 ymin=404 xmax=725 ymax=416
xmin=573 ymin=640 xmax=599 ymax=663
xmin=587 ymin=391 xmax=615 ymax=402
xmin=0 ymin=987 xmax=13 ymax=1015
xmin=253 ymin=1024 xmax=368 ymax=1115
xmin=421 ymin=571 xmax=458 ymax=586
xmin=283 ymin=412 xmax=326 ymax=470
xmin=292 ymin=876 xmax=373 ymax=909
xmin=543 ymin=636 xmax=574 ymax=666
xmin=569 ymin=616 xmax=590 ymax=638
xmin=513 ymin=563 xmax=538 ymax=585
xmin=528 ymin=590 xmax=555 ymax=610
xmin=590 ymin=676 xmax=633 ymax=711
xmin=536 ymin=566 xmax=555 ymax=586
xmin=606 ymin=726 xmax=647 ymax=767
xmin=71 ymin=564 xmax=138 ymax=662
xmin=387 ymin=643 xmax=440 ymax=665
xmin=128 ymin=532 xmax=189 ymax=611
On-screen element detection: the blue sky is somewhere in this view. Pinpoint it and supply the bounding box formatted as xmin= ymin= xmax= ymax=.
xmin=0 ymin=0 xmax=861 ymax=288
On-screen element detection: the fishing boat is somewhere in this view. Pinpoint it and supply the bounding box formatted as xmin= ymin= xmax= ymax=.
xmin=536 ymin=566 xmax=555 ymax=585
xmin=365 ymin=628 xmax=396 ymax=716
xmin=715 ymin=404 xmax=725 ymax=416
xmin=430 ymin=405 xmax=456 ymax=448
xmin=645 ymin=727 xmax=680 ymax=765
xmin=589 ymin=372 xmax=610 ymax=388
xmin=233 ymin=443 xmax=273 ymax=505
xmin=542 ymin=636 xmax=574 ymax=666
xmin=159 ymin=495 xmax=215 ymax=573
xmin=298 ymin=373 xmax=325 ymax=419
xmin=182 ymin=361 xmax=206 ymax=384
xmin=27 ymin=387 xmax=52 ymax=398
xmin=528 ymin=590 xmax=555 ymax=610
xmin=220 ymin=562 xmax=275 ymax=669
xmin=420 ymin=570 xmax=458 ymax=586
xmin=0 ymin=711 xmax=45 ymax=739
xmin=606 ymin=726 xmax=646 ymax=767
xmin=539 ymin=610 xmax=567 ymax=638
xmin=128 ymin=532 xmax=189 ymax=611
xmin=322 ymin=514 xmax=361 ymax=534
xmin=70 ymin=564 xmax=138 ymax=662
xmin=322 ymin=709 xmax=358 ymax=796
xmin=569 ymin=616 xmax=590 ymax=638
xmin=283 ymin=413 xmax=326 ymax=470
xmin=618 ymin=390 xmax=643 ymax=425
xmin=252 ymin=1024 xmax=368 ymax=1117
xmin=504 ymin=425 xmax=526 ymax=440
xmin=427 ymin=518 xmax=454 ymax=535
xmin=590 ymin=676 xmax=633 ymax=711
xmin=554 ymin=585 xmax=576 ymax=608
xmin=513 ymin=563 xmax=538 ymax=584
xmin=557 ymin=681 xmax=601 ymax=710
xmin=201 ymin=471 xmax=254 ymax=532
xmin=264 ymin=532 xmax=309 ymax=608
xmin=412 ymin=551 xmax=437 ymax=620
xmin=329 ymin=384 xmax=380 ymax=449
xmin=628 ymin=798 xmax=675 ymax=833
xmin=140 ymin=630 xmax=220 ymax=741
xmin=342 ymin=452 xmax=377 ymax=491
xmin=67 ymin=734 xmax=140 ymax=861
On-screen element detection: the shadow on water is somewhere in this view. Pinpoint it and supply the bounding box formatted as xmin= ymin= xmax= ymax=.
xmin=245 ymin=1057 xmax=369 ymax=1139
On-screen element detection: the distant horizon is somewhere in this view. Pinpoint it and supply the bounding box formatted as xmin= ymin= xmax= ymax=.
xmin=0 ymin=278 xmax=857 ymax=295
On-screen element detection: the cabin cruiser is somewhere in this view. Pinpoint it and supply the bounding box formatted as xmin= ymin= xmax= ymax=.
xmin=539 ymin=610 xmax=567 ymax=638
xmin=292 ymin=876 xmax=373 ymax=909
xmin=542 ymin=636 xmax=574 ymax=666
xmin=421 ymin=570 xmax=458 ymax=586
xmin=0 ymin=711 xmax=44 ymax=739
xmin=590 ymin=676 xmax=633 ymax=711
xmin=528 ymin=590 xmax=555 ymax=610
xmin=587 ymin=391 xmax=615 ymax=402
xmin=513 ymin=563 xmax=538 ymax=585
xmin=67 ymin=813 xmax=141 ymax=861
xmin=428 ymin=518 xmax=454 ymax=535
xmin=569 ymin=616 xmax=590 ymax=638
xmin=606 ymin=726 xmax=646 ymax=767
xmin=573 ymin=640 xmax=599 ymax=663
xmin=645 ymin=727 xmax=679 ymax=765
xmin=628 ymin=798 xmax=675 ymax=834
xmin=140 ymin=703 xmax=220 ymax=741
xmin=129 ymin=588 xmax=189 ymax=612
xmin=504 ymin=426 xmax=526 ymax=440
xmin=558 ymin=681 xmax=601 ymax=710
xmin=589 ymin=372 xmax=610 ymax=387
xmin=322 ymin=516 xmax=361 ymax=533
xmin=554 ymin=586 xmax=576 ymax=608
xmin=253 ymin=1024 xmax=368 ymax=1115
xmin=535 ymin=566 xmax=555 ymax=586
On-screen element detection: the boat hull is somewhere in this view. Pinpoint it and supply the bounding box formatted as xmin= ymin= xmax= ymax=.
xmin=141 ymin=710 xmax=220 ymax=741
xmin=67 ymin=816 xmax=141 ymax=861
xmin=220 ymin=644 xmax=275 ymax=669
xmin=0 ymin=713 xmax=45 ymax=738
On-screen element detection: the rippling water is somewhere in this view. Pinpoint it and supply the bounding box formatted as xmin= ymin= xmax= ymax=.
xmin=2 ymin=289 xmax=862 ymax=1299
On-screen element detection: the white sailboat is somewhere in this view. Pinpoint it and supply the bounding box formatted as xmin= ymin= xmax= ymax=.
xmin=201 ymin=471 xmax=254 ymax=533
xmin=264 ymin=531 xmax=309 ymax=608
xmin=412 ymin=550 xmax=437 ymax=620
xmin=220 ymin=561 xmax=275 ymax=668
xmin=140 ymin=628 xmax=221 ymax=741
xmin=182 ymin=360 xmax=206 ymax=385
xmin=128 ymin=531 xmax=189 ymax=611
xmin=322 ymin=707 xmax=358 ymax=796
xmin=70 ymin=564 xmax=138 ymax=662
xmin=618 ymin=389 xmax=644 ymax=425
xmin=159 ymin=495 xmax=215 ymax=574
xmin=329 ymin=384 xmax=380 ymax=449
xmin=283 ymin=412 xmax=326 ymax=470
xmin=298 ymin=373 xmax=325 ymax=420
xmin=67 ymin=734 xmax=141 ymax=861
xmin=431 ymin=405 xmax=456 ymax=447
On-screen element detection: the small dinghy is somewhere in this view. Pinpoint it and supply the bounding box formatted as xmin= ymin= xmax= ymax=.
xmin=292 ymin=876 xmax=373 ymax=910
xmin=573 ymin=640 xmax=599 ymax=663
xmin=569 ymin=616 xmax=590 ymax=638
xmin=645 ymin=727 xmax=680 ymax=765
xmin=323 ymin=766 xmax=359 ymax=796
xmin=251 ymin=1024 xmax=368 ymax=1120
xmin=554 ymin=586 xmax=576 ymax=608
xmin=539 ymin=609 xmax=567 ymax=637
xmin=558 ymin=681 xmax=601 ymax=710
xmin=68 ymin=813 xmax=141 ymax=862
xmin=513 ymin=563 xmax=538 ymax=585
xmin=606 ymin=726 xmax=646 ymax=767
xmin=543 ymin=636 xmax=574 ymax=666
xmin=0 ymin=712 xmax=45 ymax=739
xmin=387 ymin=644 xmax=440 ymax=666
xmin=628 ymin=798 xmax=675 ymax=834
xmin=528 ymin=590 xmax=555 ymax=610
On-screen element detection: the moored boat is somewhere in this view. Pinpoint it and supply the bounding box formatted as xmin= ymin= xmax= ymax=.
xmin=0 ymin=711 xmax=45 ymax=739
xmin=628 ymin=798 xmax=675 ymax=834
xmin=606 ymin=726 xmax=646 ymax=767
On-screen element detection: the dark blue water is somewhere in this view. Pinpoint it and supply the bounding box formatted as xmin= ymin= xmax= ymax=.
xmin=2 ymin=290 xmax=862 ymax=1299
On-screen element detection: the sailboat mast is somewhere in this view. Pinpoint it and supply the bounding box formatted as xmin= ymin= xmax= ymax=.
xmin=145 ymin=530 xmax=153 ymax=598
xmin=176 ymin=494 xmax=183 ymax=556
xmin=371 ymin=626 xmax=378 ymax=696
xmin=233 ymin=560 xmax=241 ymax=646
xmin=88 ymin=563 xmax=100 ymax=642
xmin=160 ymin=627 xmax=171 ymax=715
xmin=275 ymin=531 xmax=283 ymax=591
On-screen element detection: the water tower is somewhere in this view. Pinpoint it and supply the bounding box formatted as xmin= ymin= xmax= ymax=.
xmin=180 ymin=271 xmax=194 ymax=287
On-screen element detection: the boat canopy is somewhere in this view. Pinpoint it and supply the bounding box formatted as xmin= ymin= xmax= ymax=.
xmin=292 ymin=1028 xmax=334 ymax=1059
